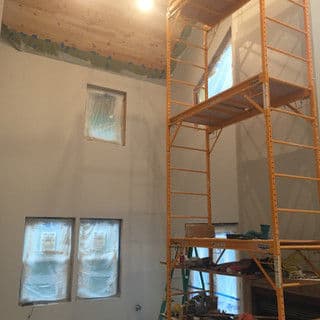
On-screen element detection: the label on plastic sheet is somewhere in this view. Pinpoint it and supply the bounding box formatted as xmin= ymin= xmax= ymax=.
xmin=40 ymin=232 xmax=57 ymax=252
xmin=93 ymin=232 xmax=106 ymax=252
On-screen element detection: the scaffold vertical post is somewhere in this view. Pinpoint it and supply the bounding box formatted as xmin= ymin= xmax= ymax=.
xmin=203 ymin=27 xmax=214 ymax=299
xmin=303 ymin=0 xmax=320 ymax=206
xmin=166 ymin=5 xmax=172 ymax=319
xmin=260 ymin=0 xmax=285 ymax=319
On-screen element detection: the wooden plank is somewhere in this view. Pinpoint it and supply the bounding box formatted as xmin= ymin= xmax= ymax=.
xmin=170 ymin=75 xmax=310 ymax=129
xmin=177 ymin=0 xmax=252 ymax=26
xmin=185 ymin=223 xmax=215 ymax=237
xmin=170 ymin=74 xmax=262 ymax=125
xmin=171 ymin=237 xmax=274 ymax=253
xmin=268 ymin=77 xmax=310 ymax=107
xmin=213 ymin=109 xmax=260 ymax=129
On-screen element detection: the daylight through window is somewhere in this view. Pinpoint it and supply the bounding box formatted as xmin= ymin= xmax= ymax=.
xmin=85 ymin=85 xmax=126 ymax=145
xmin=77 ymin=219 xmax=121 ymax=299
xmin=20 ymin=218 xmax=74 ymax=305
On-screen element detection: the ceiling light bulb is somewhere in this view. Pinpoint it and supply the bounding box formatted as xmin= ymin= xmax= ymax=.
xmin=137 ymin=0 xmax=153 ymax=12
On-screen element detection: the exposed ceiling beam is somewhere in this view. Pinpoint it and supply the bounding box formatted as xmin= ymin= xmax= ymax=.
xmin=2 ymin=0 xmax=169 ymax=70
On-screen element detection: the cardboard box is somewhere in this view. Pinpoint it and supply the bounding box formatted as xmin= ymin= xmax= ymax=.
xmin=185 ymin=223 xmax=215 ymax=238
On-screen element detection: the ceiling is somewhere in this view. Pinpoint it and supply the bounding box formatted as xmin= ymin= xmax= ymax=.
xmin=2 ymin=0 xmax=170 ymax=71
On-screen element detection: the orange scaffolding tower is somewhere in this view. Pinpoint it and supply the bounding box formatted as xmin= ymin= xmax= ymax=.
xmin=165 ymin=0 xmax=320 ymax=319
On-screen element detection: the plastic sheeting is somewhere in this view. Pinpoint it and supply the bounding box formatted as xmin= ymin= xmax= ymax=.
xmin=77 ymin=219 xmax=120 ymax=299
xmin=85 ymin=85 xmax=125 ymax=145
xmin=20 ymin=218 xmax=73 ymax=305
xmin=191 ymin=226 xmax=240 ymax=314
xmin=208 ymin=43 xmax=233 ymax=97
xmin=197 ymin=43 xmax=233 ymax=103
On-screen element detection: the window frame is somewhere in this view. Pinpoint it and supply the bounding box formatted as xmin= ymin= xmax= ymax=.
xmin=189 ymin=223 xmax=241 ymax=314
xmin=76 ymin=218 xmax=122 ymax=301
xmin=19 ymin=217 xmax=75 ymax=306
xmin=19 ymin=217 xmax=122 ymax=306
xmin=85 ymin=84 xmax=127 ymax=146
xmin=194 ymin=29 xmax=232 ymax=104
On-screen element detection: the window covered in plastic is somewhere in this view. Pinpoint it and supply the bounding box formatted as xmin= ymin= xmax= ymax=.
xmin=197 ymin=41 xmax=233 ymax=102
xmin=77 ymin=219 xmax=121 ymax=299
xmin=85 ymin=85 xmax=126 ymax=145
xmin=190 ymin=225 xmax=240 ymax=314
xmin=20 ymin=218 xmax=74 ymax=305
xmin=208 ymin=43 xmax=233 ymax=97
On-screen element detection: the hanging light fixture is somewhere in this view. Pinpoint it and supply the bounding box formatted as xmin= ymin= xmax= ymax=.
xmin=137 ymin=0 xmax=154 ymax=12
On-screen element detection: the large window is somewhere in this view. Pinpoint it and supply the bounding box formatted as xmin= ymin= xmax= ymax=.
xmin=197 ymin=35 xmax=233 ymax=102
xmin=20 ymin=218 xmax=74 ymax=305
xmin=20 ymin=217 xmax=121 ymax=305
xmin=190 ymin=225 xmax=240 ymax=314
xmin=208 ymin=43 xmax=233 ymax=97
xmin=77 ymin=219 xmax=121 ymax=299
xmin=85 ymin=85 xmax=126 ymax=145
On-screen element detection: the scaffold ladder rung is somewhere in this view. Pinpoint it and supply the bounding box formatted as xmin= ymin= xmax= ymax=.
xmin=287 ymin=0 xmax=305 ymax=8
xmin=171 ymin=215 xmax=208 ymax=220
xmin=171 ymin=78 xmax=205 ymax=88
xmin=267 ymin=45 xmax=308 ymax=62
xmin=277 ymin=208 xmax=320 ymax=214
xmin=171 ymin=167 xmax=207 ymax=174
xmin=275 ymin=173 xmax=320 ymax=181
xmin=171 ymin=100 xmax=194 ymax=107
xmin=171 ymin=57 xmax=206 ymax=70
xmin=271 ymin=138 xmax=318 ymax=150
xmin=266 ymin=16 xmax=306 ymax=34
xmin=171 ymin=191 xmax=208 ymax=196
xmin=281 ymin=245 xmax=320 ymax=250
xmin=270 ymin=107 xmax=314 ymax=120
xmin=171 ymin=145 xmax=207 ymax=152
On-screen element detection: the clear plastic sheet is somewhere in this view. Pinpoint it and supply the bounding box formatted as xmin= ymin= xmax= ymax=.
xmin=77 ymin=219 xmax=120 ymax=299
xmin=85 ymin=86 xmax=125 ymax=145
xmin=20 ymin=218 xmax=73 ymax=305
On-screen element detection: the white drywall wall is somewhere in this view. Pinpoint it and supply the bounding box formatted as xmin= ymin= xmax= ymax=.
xmin=0 ymin=41 xmax=166 ymax=320
xmin=234 ymin=0 xmax=320 ymax=240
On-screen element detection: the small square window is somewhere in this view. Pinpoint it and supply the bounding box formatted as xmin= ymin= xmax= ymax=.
xmin=20 ymin=218 xmax=74 ymax=305
xmin=85 ymin=85 xmax=126 ymax=145
xmin=77 ymin=219 xmax=121 ymax=299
